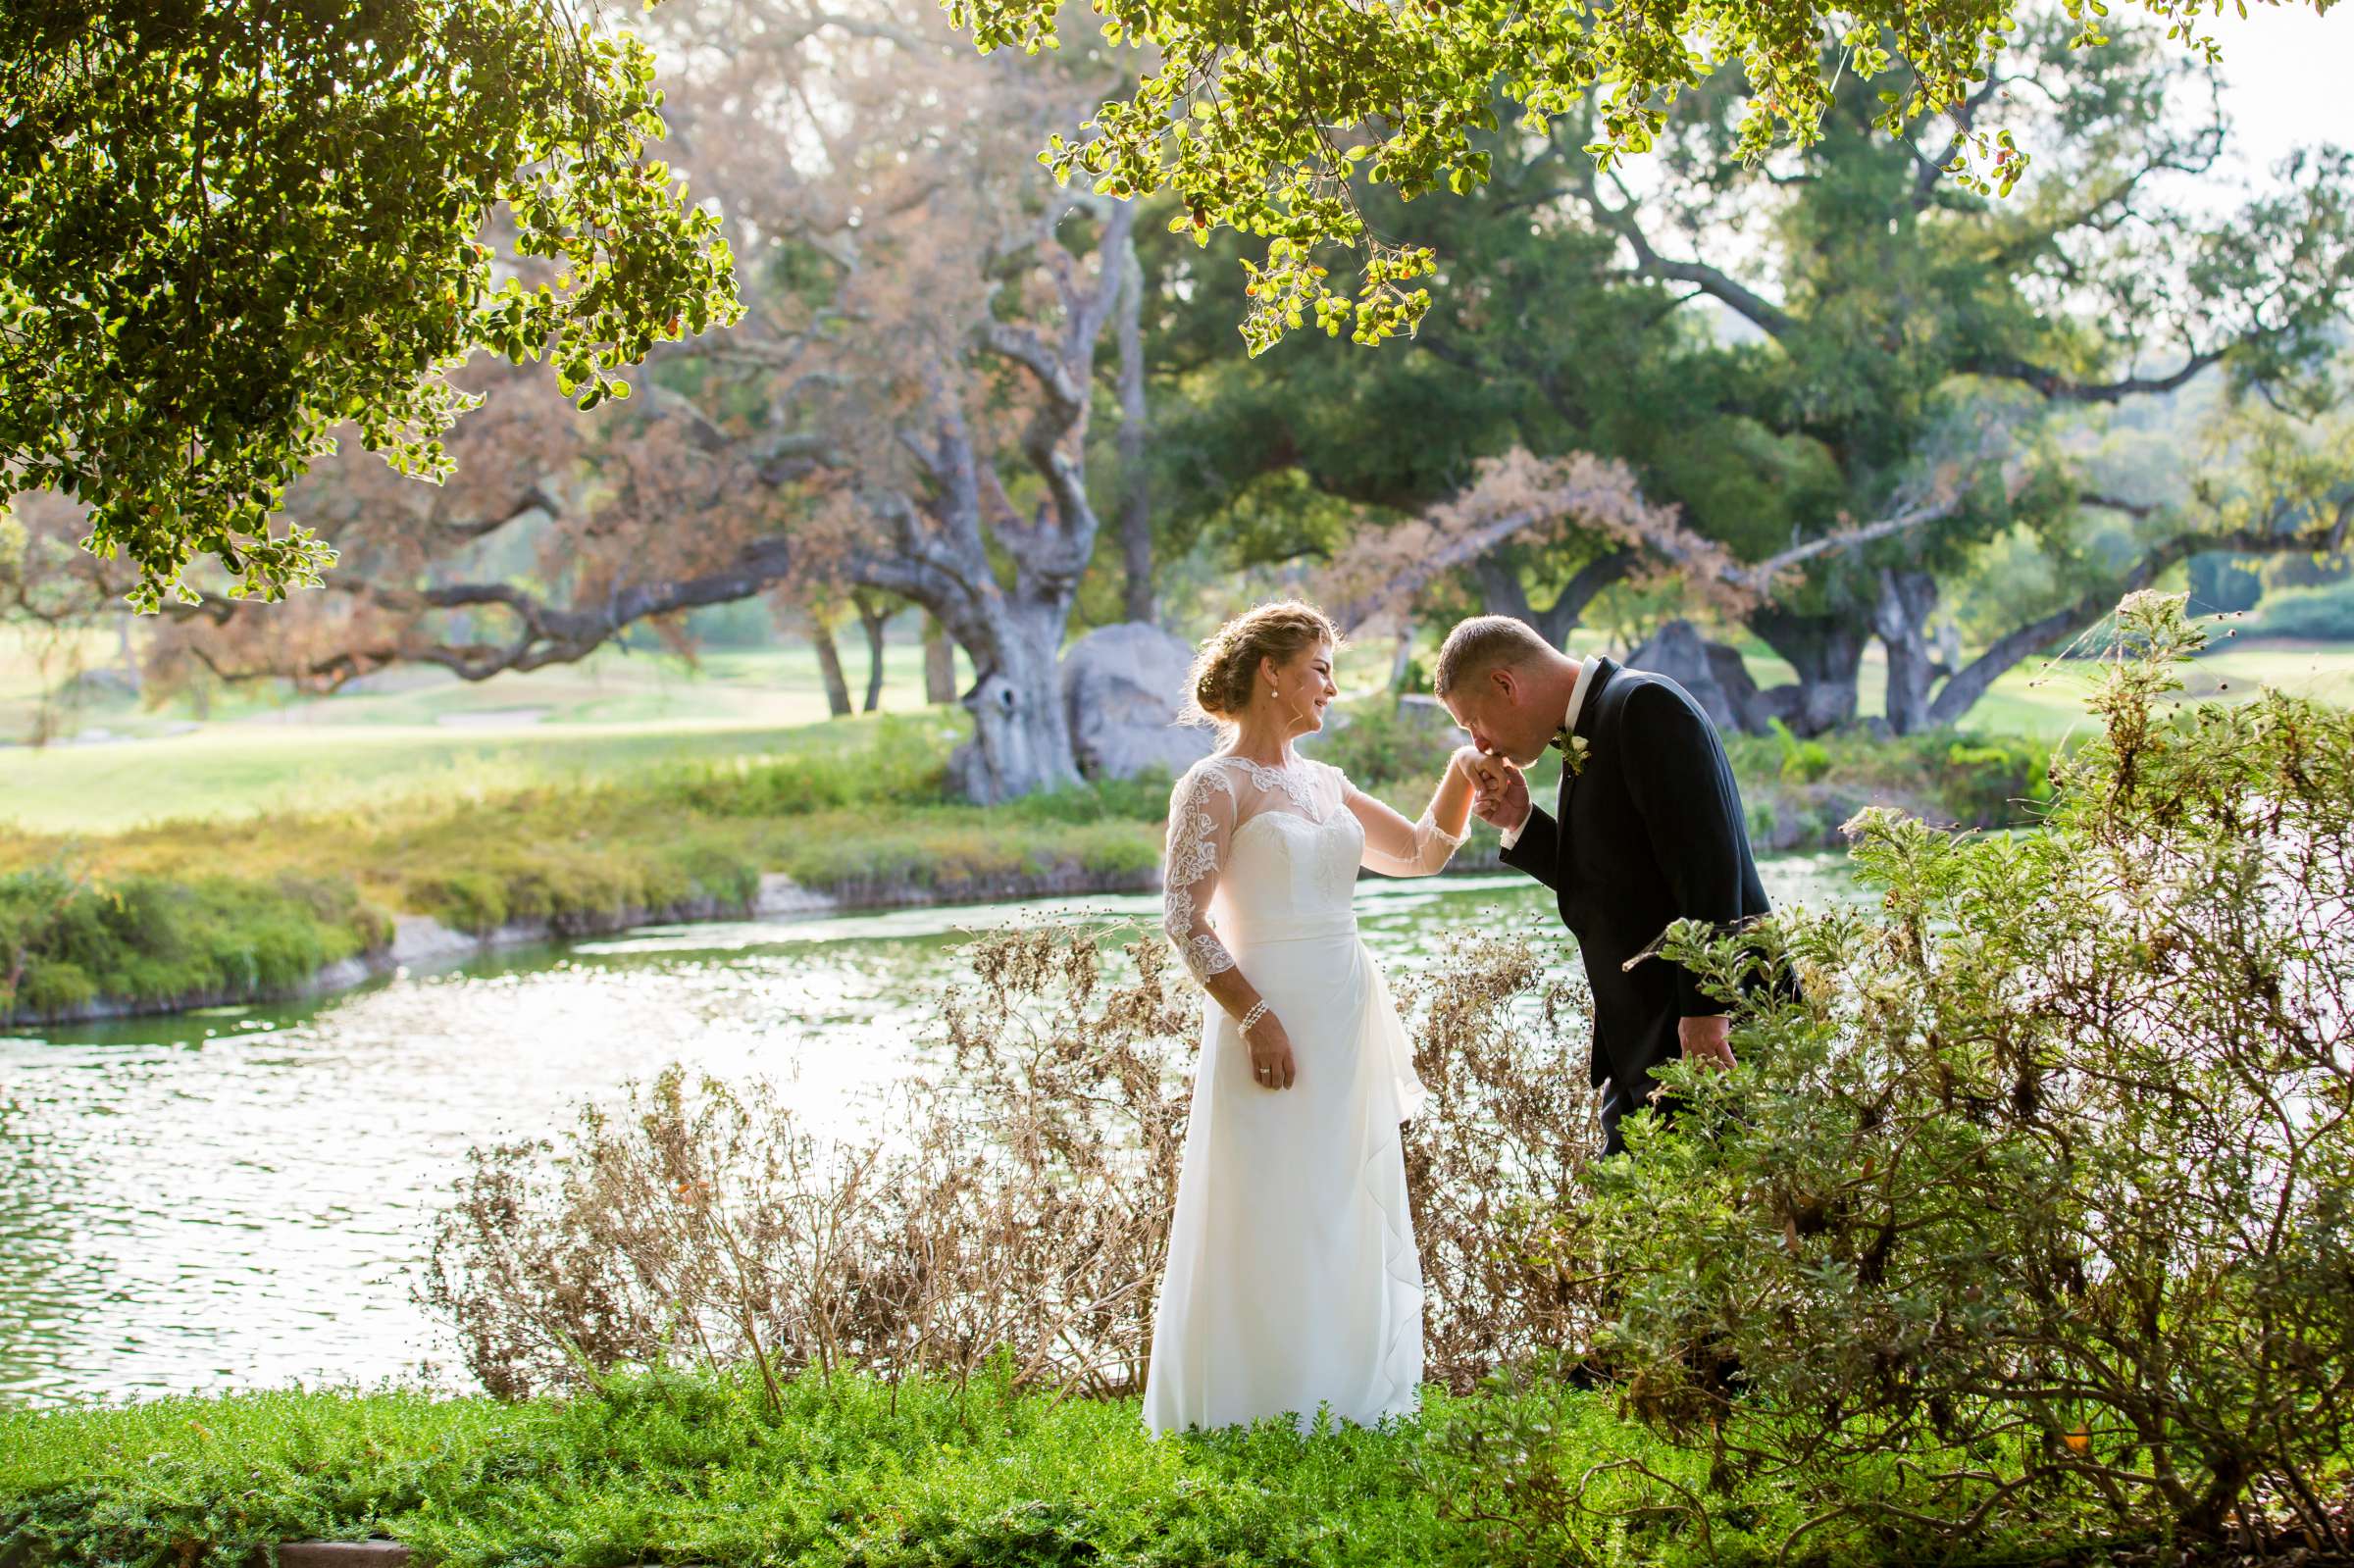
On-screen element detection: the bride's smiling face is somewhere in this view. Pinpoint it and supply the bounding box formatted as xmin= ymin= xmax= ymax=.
xmin=1258 ymin=640 xmax=1339 ymax=736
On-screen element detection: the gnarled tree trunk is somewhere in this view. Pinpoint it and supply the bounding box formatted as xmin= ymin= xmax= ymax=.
xmin=1870 ymin=568 xmax=1945 ymax=735
xmin=1748 ymin=606 xmax=1867 ymax=735
xmin=1113 ymin=236 xmax=1155 ymax=627
xmin=946 ymin=597 xmax=1080 ymax=802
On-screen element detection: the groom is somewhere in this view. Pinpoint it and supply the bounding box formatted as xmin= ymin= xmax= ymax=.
xmin=1434 ymin=616 xmax=1774 ymax=1159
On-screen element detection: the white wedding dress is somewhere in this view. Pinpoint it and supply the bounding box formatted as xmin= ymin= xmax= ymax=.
xmin=1142 ymin=749 xmax=1466 ymax=1435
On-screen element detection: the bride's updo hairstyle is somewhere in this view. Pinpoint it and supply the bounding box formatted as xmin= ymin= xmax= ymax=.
xmin=1178 ymin=599 xmax=1343 ymax=730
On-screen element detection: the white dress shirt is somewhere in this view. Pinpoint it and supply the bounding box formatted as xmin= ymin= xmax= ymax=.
xmin=1497 ymin=658 xmax=1598 ymax=851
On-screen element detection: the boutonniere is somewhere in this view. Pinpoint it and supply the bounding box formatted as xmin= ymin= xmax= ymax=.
xmin=1552 ymin=729 xmax=1590 ymax=777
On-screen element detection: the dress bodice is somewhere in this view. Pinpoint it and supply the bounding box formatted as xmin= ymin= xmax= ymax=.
xmin=1216 ymin=792 xmax=1365 ymax=943
xmin=1159 ymin=748 xmax=1468 ymax=985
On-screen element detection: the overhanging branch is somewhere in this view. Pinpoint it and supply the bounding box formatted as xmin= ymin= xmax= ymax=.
xmin=1961 ymin=349 xmax=2224 ymax=404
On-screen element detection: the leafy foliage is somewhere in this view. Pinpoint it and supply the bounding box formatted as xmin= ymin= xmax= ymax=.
xmin=0 ymin=1359 xmax=1800 ymax=1568
xmin=0 ymin=0 xmax=741 ymax=610
xmin=0 ymin=862 xmax=385 ymax=1018
xmin=947 ymin=0 xmax=2330 ymax=352
xmin=1141 ymin=35 xmax=2354 ymax=739
xmin=1610 ymin=590 xmax=2354 ymax=1548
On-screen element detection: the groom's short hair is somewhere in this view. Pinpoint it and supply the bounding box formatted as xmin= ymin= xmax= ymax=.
xmin=1433 ymin=616 xmax=1557 ymax=697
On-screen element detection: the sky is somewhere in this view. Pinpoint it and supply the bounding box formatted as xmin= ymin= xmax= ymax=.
xmin=2206 ymin=1 xmax=2347 ymax=187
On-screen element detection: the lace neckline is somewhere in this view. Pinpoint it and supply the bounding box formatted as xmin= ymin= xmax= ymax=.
xmin=1208 ymin=750 xmax=1329 ymax=822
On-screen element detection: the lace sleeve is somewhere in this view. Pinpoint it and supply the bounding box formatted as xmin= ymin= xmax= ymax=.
xmin=1341 ymin=767 xmax=1467 ymax=878
xmin=1162 ymin=764 xmax=1240 ymax=983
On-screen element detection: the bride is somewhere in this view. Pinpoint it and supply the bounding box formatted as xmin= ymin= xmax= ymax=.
xmin=1144 ymin=599 xmax=1483 ymax=1436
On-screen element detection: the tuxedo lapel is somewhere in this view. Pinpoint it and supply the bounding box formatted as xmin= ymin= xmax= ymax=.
xmin=1573 ymin=656 xmax=1618 ymax=745
xmin=1556 ymin=656 xmax=1618 ymax=825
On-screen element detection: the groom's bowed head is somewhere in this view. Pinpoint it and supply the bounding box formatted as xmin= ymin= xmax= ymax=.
xmin=1431 ymin=616 xmax=1579 ymax=802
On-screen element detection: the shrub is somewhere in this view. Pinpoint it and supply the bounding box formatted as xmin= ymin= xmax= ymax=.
xmin=992 ymin=766 xmax=1173 ymax=825
xmin=419 ymin=914 xmax=1610 ymax=1412
xmin=1766 ymin=718 xmax=1832 ymax=784
xmin=1932 ymin=733 xmax=2052 ymax=826
xmin=418 ymin=926 xmax=1199 ymax=1406
xmin=2246 ymin=576 xmax=2354 ymax=639
xmin=1609 ymin=590 xmax=2354 ymax=1553
xmin=1070 ymin=825 xmax=1165 ymax=879
xmin=1304 ymin=697 xmax=1458 ymax=794
xmin=0 ymin=865 xmax=382 ymax=1019
xmin=1394 ymin=932 xmax=1612 ymax=1391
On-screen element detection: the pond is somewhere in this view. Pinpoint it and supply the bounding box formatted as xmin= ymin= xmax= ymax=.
xmin=0 ymin=854 xmax=1857 ymax=1412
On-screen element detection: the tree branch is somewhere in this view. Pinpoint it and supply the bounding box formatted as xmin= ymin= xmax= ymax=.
xmin=1567 ymin=165 xmax=1798 ymax=341
xmin=1733 ymin=492 xmax=1969 ymax=591
xmin=1960 ymin=349 xmax=2224 ymax=404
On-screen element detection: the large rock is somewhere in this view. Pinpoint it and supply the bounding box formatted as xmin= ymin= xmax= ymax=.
xmin=262 ymin=1544 xmax=415 ymax=1568
xmin=1058 ymin=622 xmax=1216 ymax=783
xmin=754 ymin=871 xmax=841 ymax=919
xmin=387 ymin=914 xmax=476 ymax=967
xmin=1624 ymin=620 xmax=1767 ymax=734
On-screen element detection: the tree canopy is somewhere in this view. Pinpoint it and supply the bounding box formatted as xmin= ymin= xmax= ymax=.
xmin=947 ymin=0 xmax=2333 ymax=354
xmin=0 ymin=0 xmax=742 ymax=612
xmin=1141 ymin=20 xmax=2353 ymax=731
xmin=7 ymin=0 xmax=1150 ymax=802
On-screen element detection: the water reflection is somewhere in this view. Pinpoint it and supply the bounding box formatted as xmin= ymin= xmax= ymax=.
xmin=0 ymin=856 xmax=1854 ymax=1411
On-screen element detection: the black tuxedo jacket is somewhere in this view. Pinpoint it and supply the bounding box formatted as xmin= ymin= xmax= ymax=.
xmin=1498 ymin=656 xmax=1772 ymax=1127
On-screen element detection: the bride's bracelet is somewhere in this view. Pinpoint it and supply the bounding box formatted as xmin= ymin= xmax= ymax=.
xmin=1238 ymin=999 xmax=1270 ymax=1035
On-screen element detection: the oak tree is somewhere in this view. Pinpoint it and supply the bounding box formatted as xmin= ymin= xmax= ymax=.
xmin=0 ymin=0 xmax=741 ymax=611
xmin=947 ymin=0 xmax=2330 ymax=353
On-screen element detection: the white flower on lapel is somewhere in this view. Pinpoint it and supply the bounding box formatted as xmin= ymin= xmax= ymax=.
xmin=1551 ymin=729 xmax=1590 ymax=778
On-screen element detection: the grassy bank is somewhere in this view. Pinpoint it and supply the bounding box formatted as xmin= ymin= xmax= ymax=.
xmin=0 ymin=1359 xmax=2107 ymax=1568
xmin=0 ymin=638 xmax=977 ymax=830
xmin=0 ymin=702 xmax=2054 ymax=1023
xmin=5 ymin=628 xmax=2343 ymax=835
xmin=0 ymin=868 xmax=390 ymax=1019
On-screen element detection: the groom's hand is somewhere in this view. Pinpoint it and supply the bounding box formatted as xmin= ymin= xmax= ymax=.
xmin=1460 ymin=749 xmax=1529 ymax=834
xmin=1679 ymin=1014 xmax=1737 ymax=1072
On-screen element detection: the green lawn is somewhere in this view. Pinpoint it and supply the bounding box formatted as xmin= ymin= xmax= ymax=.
xmin=1677 ymin=632 xmax=2354 ymax=741
xmin=1 ymin=619 xmax=2347 ymax=836
xmin=0 ymin=638 xmax=974 ymax=833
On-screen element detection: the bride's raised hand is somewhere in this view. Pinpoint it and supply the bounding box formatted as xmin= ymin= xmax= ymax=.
xmin=1244 ymin=1009 xmax=1297 ymax=1090
xmin=1453 ymin=745 xmax=1527 ymax=829
xmin=1451 ymin=744 xmax=1501 ymax=790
